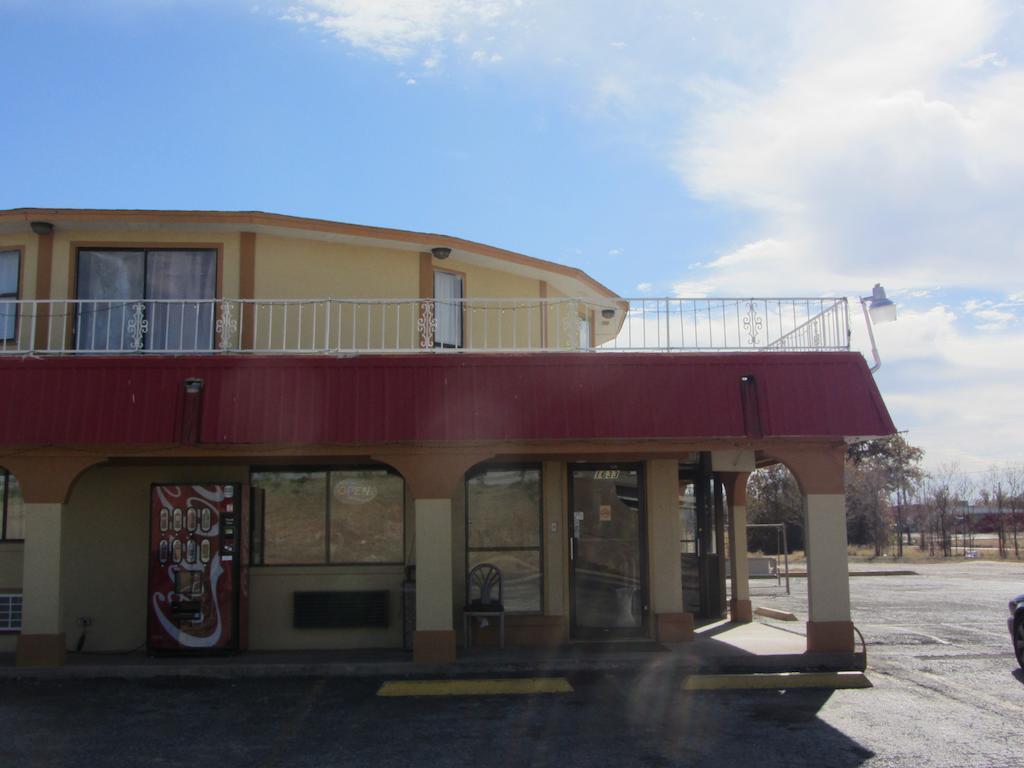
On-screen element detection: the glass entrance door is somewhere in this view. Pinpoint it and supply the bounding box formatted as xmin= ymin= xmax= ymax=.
xmin=569 ymin=465 xmax=647 ymax=638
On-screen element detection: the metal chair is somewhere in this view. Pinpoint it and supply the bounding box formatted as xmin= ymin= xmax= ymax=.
xmin=463 ymin=563 xmax=505 ymax=649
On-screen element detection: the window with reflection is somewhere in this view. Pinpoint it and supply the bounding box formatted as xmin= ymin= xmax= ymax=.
xmin=0 ymin=250 xmax=20 ymax=342
xmin=76 ymin=248 xmax=216 ymax=351
xmin=252 ymin=468 xmax=404 ymax=565
xmin=466 ymin=466 xmax=542 ymax=613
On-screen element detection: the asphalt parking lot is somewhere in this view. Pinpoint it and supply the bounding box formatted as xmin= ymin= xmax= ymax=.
xmin=1 ymin=560 xmax=1021 ymax=768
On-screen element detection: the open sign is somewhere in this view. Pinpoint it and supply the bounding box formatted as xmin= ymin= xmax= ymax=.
xmin=333 ymin=479 xmax=378 ymax=505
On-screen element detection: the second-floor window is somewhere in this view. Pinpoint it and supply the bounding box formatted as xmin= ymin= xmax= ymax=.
xmin=76 ymin=248 xmax=216 ymax=351
xmin=0 ymin=249 xmax=19 ymax=342
xmin=434 ymin=270 xmax=463 ymax=348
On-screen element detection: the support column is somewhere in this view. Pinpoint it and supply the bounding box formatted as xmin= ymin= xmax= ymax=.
xmin=768 ymin=444 xmax=852 ymax=653
xmin=722 ymin=471 xmax=752 ymax=622
xmin=804 ymin=493 xmax=854 ymax=652
xmin=15 ymin=503 xmax=66 ymax=666
xmin=413 ymin=498 xmax=456 ymax=663
xmin=648 ymin=459 xmax=693 ymax=642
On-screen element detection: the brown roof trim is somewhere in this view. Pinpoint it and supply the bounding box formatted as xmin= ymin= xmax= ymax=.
xmin=0 ymin=208 xmax=619 ymax=299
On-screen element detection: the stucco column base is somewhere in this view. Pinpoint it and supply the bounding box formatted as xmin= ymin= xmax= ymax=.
xmin=656 ymin=612 xmax=694 ymax=643
xmin=414 ymin=630 xmax=457 ymax=664
xmin=729 ymin=599 xmax=753 ymax=623
xmin=15 ymin=633 xmax=67 ymax=667
xmin=806 ymin=620 xmax=855 ymax=653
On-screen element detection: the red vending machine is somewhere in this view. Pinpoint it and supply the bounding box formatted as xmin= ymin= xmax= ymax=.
xmin=147 ymin=483 xmax=249 ymax=653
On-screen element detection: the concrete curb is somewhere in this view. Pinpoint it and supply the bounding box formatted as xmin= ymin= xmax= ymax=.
xmin=0 ymin=651 xmax=866 ymax=680
xmin=754 ymin=607 xmax=799 ymax=621
xmin=682 ymin=671 xmax=872 ymax=691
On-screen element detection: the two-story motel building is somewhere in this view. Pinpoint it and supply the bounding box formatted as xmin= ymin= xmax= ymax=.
xmin=0 ymin=209 xmax=895 ymax=666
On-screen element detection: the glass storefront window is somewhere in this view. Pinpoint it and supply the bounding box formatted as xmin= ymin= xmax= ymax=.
xmin=329 ymin=470 xmax=404 ymax=563
xmin=252 ymin=468 xmax=404 ymax=565
xmin=466 ymin=466 xmax=542 ymax=613
xmin=253 ymin=471 xmax=328 ymax=564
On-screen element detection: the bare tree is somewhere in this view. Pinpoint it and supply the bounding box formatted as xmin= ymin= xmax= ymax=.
xmin=954 ymin=473 xmax=976 ymax=555
xmin=980 ymin=468 xmax=1008 ymax=559
xmin=1005 ymin=464 xmax=1023 ymax=559
xmin=924 ymin=464 xmax=962 ymax=558
xmin=846 ymin=459 xmax=891 ymax=555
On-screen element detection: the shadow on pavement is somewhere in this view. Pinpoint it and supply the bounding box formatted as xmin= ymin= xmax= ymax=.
xmin=1 ymin=670 xmax=877 ymax=768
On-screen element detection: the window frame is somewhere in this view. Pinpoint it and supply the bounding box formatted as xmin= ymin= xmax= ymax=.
xmin=0 ymin=592 xmax=22 ymax=633
xmin=0 ymin=246 xmax=23 ymax=344
xmin=433 ymin=267 xmax=465 ymax=349
xmin=71 ymin=243 xmax=223 ymax=351
xmin=250 ymin=465 xmax=406 ymax=567
xmin=465 ymin=462 xmax=544 ymax=615
xmin=0 ymin=468 xmax=23 ymax=543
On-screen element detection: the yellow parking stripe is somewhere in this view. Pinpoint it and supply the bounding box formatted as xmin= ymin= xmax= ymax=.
xmin=682 ymin=672 xmax=871 ymax=691
xmin=378 ymin=678 xmax=574 ymax=697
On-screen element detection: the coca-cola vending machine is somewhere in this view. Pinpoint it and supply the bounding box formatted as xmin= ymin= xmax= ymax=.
xmin=147 ymin=483 xmax=248 ymax=653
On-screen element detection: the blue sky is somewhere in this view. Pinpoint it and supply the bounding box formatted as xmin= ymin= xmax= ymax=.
xmin=2 ymin=0 xmax=1023 ymax=472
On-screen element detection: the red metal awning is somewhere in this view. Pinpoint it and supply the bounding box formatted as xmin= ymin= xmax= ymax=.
xmin=0 ymin=352 xmax=895 ymax=446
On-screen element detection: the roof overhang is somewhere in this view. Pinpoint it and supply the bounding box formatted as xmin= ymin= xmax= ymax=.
xmin=0 ymin=352 xmax=897 ymax=448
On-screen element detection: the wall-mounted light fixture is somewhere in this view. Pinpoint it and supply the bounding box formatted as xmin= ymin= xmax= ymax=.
xmin=30 ymin=221 xmax=54 ymax=236
xmin=859 ymin=283 xmax=897 ymax=374
xmin=181 ymin=378 xmax=204 ymax=444
xmin=431 ymin=247 xmax=452 ymax=260
xmin=600 ymin=308 xmax=616 ymax=319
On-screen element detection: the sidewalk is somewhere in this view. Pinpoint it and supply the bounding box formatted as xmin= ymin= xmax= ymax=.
xmin=0 ymin=620 xmax=864 ymax=680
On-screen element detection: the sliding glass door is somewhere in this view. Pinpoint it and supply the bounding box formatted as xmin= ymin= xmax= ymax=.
xmin=76 ymin=248 xmax=216 ymax=351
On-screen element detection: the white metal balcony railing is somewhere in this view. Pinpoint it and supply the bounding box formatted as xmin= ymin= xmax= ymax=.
xmin=0 ymin=297 xmax=849 ymax=355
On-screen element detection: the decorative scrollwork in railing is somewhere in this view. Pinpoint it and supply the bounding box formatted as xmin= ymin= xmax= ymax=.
xmin=215 ymin=300 xmax=238 ymax=351
xmin=742 ymin=301 xmax=764 ymax=347
xmin=127 ymin=302 xmax=148 ymax=350
xmin=417 ymin=300 xmax=436 ymax=349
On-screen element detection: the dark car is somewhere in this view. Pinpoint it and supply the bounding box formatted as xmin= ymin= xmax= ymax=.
xmin=1010 ymin=594 xmax=1024 ymax=668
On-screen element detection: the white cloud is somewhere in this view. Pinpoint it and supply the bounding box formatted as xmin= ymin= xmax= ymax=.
xmin=276 ymin=0 xmax=516 ymax=60
xmin=675 ymin=1 xmax=1024 ymax=297
xmin=635 ymin=282 xmax=652 ymax=293
xmin=961 ymin=51 xmax=1008 ymax=69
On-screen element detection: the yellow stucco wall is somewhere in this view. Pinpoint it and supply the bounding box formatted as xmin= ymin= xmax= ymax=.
xmin=254 ymin=234 xmax=419 ymax=300
xmin=252 ymin=234 xmax=421 ymax=351
xmin=248 ymin=565 xmax=404 ymax=650
xmin=58 ymin=464 xmax=413 ymax=652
